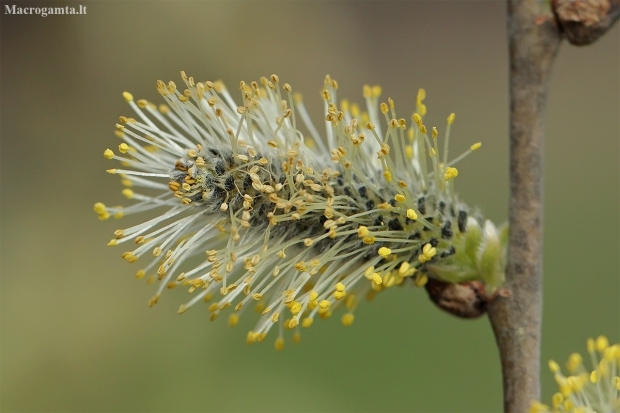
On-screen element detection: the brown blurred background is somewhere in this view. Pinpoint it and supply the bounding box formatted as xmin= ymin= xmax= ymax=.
xmin=1 ymin=1 xmax=618 ymax=412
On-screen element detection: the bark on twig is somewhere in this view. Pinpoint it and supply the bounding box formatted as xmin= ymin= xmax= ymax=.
xmin=487 ymin=1 xmax=618 ymax=412
xmin=487 ymin=2 xmax=561 ymax=412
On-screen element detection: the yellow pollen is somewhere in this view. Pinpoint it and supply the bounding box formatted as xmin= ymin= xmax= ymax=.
xmin=122 ymin=91 xmax=133 ymax=102
xmin=407 ymin=209 xmax=418 ymax=220
xmin=596 ymin=335 xmax=609 ymax=352
xmin=341 ymin=313 xmax=355 ymax=326
xmin=398 ymin=262 xmax=410 ymax=276
xmin=378 ymin=247 xmax=391 ymax=258
xmin=566 ymin=353 xmax=582 ymax=373
xmin=275 ymin=337 xmax=284 ymax=351
xmin=335 ymin=282 xmax=345 ymax=292
xmin=358 ymin=226 xmax=369 ymax=238
xmin=309 ymin=290 xmax=318 ymax=301
xmin=363 ymin=236 xmax=376 ymax=245
xmin=319 ymin=300 xmax=331 ymax=309
xmin=470 ymin=142 xmax=482 ymax=151
xmin=432 ymin=127 xmax=438 ymax=138
xmin=414 ymin=273 xmax=428 ymax=287
xmin=548 ymin=359 xmax=560 ymax=373
xmin=418 ymin=243 xmax=436 ymax=263
xmin=394 ymin=194 xmax=405 ymax=203
xmin=118 ymin=143 xmax=129 ymax=154
xmin=444 ymin=167 xmax=459 ymax=181
xmin=122 ymin=189 xmax=134 ymax=199
xmin=447 ymin=113 xmax=456 ymax=125
xmin=371 ymin=273 xmax=382 ymax=285
xmin=302 ymin=317 xmax=313 ymax=328
xmin=290 ymin=301 xmax=302 ymax=315
xmin=228 ymin=313 xmax=239 ymax=326
xmin=104 ymin=149 xmax=114 ymax=159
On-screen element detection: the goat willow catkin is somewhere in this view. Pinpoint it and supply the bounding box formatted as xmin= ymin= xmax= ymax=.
xmin=95 ymin=72 xmax=507 ymax=348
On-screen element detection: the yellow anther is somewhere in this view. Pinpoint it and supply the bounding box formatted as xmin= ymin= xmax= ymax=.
xmin=228 ymin=313 xmax=239 ymax=326
xmin=590 ymin=369 xmax=600 ymax=383
xmin=93 ymin=202 xmax=106 ymax=214
xmin=372 ymin=85 xmax=382 ymax=98
xmin=406 ymin=209 xmax=418 ymax=220
xmin=432 ymin=127 xmax=438 ymax=139
xmin=148 ymin=293 xmax=160 ymax=307
xmin=341 ymin=313 xmax=355 ymax=326
xmin=380 ymin=102 xmax=389 ymax=114
xmin=470 ymin=142 xmax=482 ymax=151
xmin=418 ymin=243 xmax=437 ymax=263
xmin=412 ymin=113 xmax=422 ymax=126
xmin=383 ymin=171 xmax=392 ymax=182
xmin=358 ymin=226 xmax=369 ymax=238
xmin=363 ymin=236 xmax=376 ymax=245
xmin=118 ymin=143 xmax=129 ymax=154
xmin=208 ymin=303 xmax=219 ymax=313
xmin=366 ymin=122 xmax=375 ymax=130
xmin=551 ymin=392 xmax=563 ymax=409
xmin=371 ymin=273 xmax=382 ymax=285
xmin=122 ymin=189 xmax=134 ymax=199
xmin=287 ymin=319 xmax=299 ymax=329
xmin=405 ymin=145 xmax=413 ymax=159
xmin=302 ymin=317 xmax=314 ymax=328
xmin=398 ymin=262 xmax=410 ymax=276
xmin=549 ymin=359 xmax=560 ymax=373
xmin=275 ymin=337 xmax=284 ymax=351
xmin=107 ymin=239 xmax=117 ymax=246
xmin=596 ymin=335 xmax=609 ymax=352
xmin=135 ymin=269 xmax=145 ymax=279
xmin=394 ymin=194 xmax=405 ymax=203
xmin=447 ymin=113 xmax=456 ymax=125
xmin=530 ymin=401 xmax=550 ymax=413
xmin=335 ymin=282 xmax=346 ymax=292
xmin=566 ymin=353 xmax=582 ymax=373
xmin=309 ymin=290 xmax=318 ymax=301
xmin=414 ymin=273 xmax=428 ymax=287
xmin=106 ymin=169 xmax=117 ymax=174
xmin=104 ymin=149 xmax=114 ymax=159
xmin=334 ymin=291 xmax=346 ymax=300
xmin=417 ymin=88 xmax=426 ymax=102
xmin=444 ymin=167 xmax=459 ymax=182
xmin=319 ymin=300 xmax=331 ymax=309
xmin=290 ymin=301 xmax=302 ymax=315
xmin=177 ymin=304 xmax=187 ymax=314
xmin=378 ymin=247 xmax=391 ymax=258
xmin=587 ymin=338 xmax=595 ymax=353
xmin=246 ymin=331 xmax=258 ymax=344
xmin=419 ymin=124 xmax=427 ymax=134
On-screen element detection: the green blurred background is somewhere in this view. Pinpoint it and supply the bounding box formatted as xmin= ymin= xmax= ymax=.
xmin=1 ymin=1 xmax=618 ymax=412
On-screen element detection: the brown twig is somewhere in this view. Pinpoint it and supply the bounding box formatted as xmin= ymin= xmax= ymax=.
xmin=486 ymin=1 xmax=561 ymax=412
xmin=486 ymin=0 xmax=618 ymax=412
